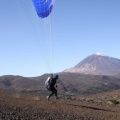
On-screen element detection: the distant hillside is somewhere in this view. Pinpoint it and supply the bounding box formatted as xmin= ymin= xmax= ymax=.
xmin=58 ymin=72 xmax=120 ymax=95
xmin=0 ymin=73 xmax=120 ymax=95
xmin=64 ymin=53 xmax=120 ymax=75
xmin=0 ymin=75 xmax=47 ymax=91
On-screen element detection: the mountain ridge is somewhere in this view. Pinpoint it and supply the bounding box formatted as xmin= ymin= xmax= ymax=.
xmin=0 ymin=73 xmax=120 ymax=95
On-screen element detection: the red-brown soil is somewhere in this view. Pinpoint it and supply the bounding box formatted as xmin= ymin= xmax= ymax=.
xmin=0 ymin=90 xmax=120 ymax=120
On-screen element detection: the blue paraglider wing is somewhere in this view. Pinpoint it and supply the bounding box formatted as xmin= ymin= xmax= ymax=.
xmin=32 ymin=0 xmax=54 ymax=18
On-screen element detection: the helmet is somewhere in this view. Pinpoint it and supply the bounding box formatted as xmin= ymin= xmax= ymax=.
xmin=55 ymin=75 xmax=59 ymax=79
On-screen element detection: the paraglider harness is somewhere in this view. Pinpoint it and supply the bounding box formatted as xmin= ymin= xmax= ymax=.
xmin=45 ymin=76 xmax=52 ymax=91
xmin=45 ymin=75 xmax=59 ymax=91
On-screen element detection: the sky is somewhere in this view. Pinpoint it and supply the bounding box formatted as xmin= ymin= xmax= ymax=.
xmin=0 ymin=0 xmax=120 ymax=77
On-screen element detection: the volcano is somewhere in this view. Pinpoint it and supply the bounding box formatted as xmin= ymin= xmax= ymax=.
xmin=64 ymin=53 xmax=120 ymax=75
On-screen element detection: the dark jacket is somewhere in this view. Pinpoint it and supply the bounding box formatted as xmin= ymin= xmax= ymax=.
xmin=50 ymin=78 xmax=57 ymax=88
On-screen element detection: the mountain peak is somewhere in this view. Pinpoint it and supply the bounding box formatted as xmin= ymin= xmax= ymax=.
xmin=94 ymin=52 xmax=103 ymax=56
xmin=64 ymin=53 xmax=120 ymax=75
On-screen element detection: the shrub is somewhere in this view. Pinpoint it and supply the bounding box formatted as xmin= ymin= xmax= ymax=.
xmin=108 ymin=98 xmax=120 ymax=105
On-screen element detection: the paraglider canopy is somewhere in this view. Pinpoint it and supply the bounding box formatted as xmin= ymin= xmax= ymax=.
xmin=32 ymin=0 xmax=55 ymax=18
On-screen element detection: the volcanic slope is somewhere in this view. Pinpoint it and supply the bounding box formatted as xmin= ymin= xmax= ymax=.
xmin=64 ymin=53 xmax=120 ymax=75
xmin=0 ymin=90 xmax=120 ymax=120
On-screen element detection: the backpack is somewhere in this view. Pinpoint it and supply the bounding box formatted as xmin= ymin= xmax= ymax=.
xmin=45 ymin=76 xmax=52 ymax=91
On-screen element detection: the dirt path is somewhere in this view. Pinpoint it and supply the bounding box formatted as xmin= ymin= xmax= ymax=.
xmin=0 ymin=90 xmax=120 ymax=120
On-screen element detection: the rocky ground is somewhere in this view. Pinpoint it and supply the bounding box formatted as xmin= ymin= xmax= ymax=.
xmin=0 ymin=90 xmax=120 ymax=120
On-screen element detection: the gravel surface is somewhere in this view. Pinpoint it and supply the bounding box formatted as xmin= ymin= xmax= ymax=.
xmin=0 ymin=90 xmax=120 ymax=120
